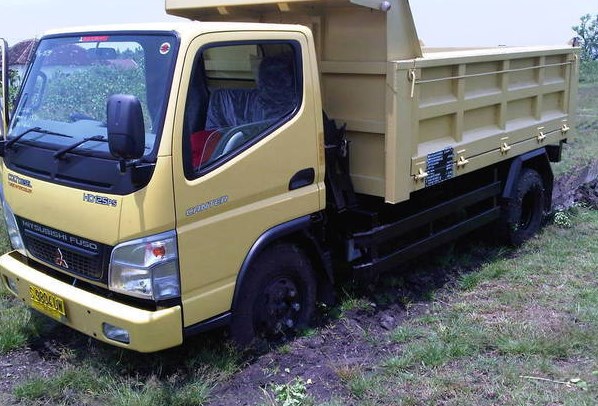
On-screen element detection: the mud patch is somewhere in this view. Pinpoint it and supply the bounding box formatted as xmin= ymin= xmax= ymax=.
xmin=574 ymin=179 xmax=598 ymax=209
xmin=552 ymin=160 xmax=598 ymax=210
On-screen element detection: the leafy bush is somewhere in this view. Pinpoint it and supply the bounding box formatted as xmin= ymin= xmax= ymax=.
xmin=266 ymin=377 xmax=312 ymax=406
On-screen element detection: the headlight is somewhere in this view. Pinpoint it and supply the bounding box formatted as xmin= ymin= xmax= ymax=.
xmin=1 ymin=195 xmax=26 ymax=255
xmin=109 ymin=230 xmax=180 ymax=301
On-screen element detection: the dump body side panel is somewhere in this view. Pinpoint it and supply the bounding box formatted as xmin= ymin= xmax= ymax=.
xmin=385 ymin=47 xmax=578 ymax=203
xmin=324 ymin=46 xmax=578 ymax=204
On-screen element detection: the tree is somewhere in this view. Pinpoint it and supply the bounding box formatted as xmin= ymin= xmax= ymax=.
xmin=7 ymin=69 xmax=20 ymax=110
xmin=573 ymin=14 xmax=598 ymax=60
xmin=0 ymin=69 xmax=21 ymax=113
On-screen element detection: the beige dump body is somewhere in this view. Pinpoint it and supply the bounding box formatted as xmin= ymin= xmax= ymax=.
xmin=167 ymin=0 xmax=579 ymax=203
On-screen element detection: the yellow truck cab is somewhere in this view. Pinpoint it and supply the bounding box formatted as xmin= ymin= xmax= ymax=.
xmin=0 ymin=0 xmax=579 ymax=352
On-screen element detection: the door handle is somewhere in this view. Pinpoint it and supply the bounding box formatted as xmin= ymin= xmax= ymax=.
xmin=289 ymin=168 xmax=315 ymax=191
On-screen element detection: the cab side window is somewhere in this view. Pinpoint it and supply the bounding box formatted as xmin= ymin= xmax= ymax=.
xmin=183 ymin=41 xmax=302 ymax=178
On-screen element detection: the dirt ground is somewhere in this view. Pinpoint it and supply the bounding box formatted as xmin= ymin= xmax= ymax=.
xmin=0 ymin=335 xmax=65 ymax=404
xmin=1 ymin=169 xmax=597 ymax=405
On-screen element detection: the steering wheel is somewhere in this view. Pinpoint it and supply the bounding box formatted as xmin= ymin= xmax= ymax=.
xmin=209 ymin=127 xmax=247 ymax=161
xmin=208 ymin=118 xmax=278 ymax=161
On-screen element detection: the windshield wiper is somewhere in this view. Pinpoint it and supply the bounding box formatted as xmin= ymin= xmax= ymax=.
xmin=53 ymin=135 xmax=107 ymax=160
xmin=5 ymin=127 xmax=74 ymax=150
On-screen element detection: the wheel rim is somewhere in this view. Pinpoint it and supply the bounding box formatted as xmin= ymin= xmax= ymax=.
xmin=254 ymin=276 xmax=303 ymax=339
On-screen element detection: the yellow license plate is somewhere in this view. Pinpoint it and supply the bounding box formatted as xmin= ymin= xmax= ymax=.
xmin=29 ymin=285 xmax=67 ymax=320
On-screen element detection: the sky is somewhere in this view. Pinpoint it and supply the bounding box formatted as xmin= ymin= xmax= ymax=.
xmin=1 ymin=0 xmax=596 ymax=47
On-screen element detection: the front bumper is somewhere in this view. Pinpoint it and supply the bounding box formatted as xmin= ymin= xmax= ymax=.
xmin=0 ymin=251 xmax=183 ymax=352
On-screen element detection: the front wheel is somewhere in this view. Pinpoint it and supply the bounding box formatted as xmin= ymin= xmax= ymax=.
xmin=501 ymin=168 xmax=547 ymax=245
xmin=230 ymin=243 xmax=317 ymax=349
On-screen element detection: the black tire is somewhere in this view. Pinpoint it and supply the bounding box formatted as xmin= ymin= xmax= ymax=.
xmin=502 ymin=168 xmax=546 ymax=245
xmin=230 ymin=243 xmax=317 ymax=349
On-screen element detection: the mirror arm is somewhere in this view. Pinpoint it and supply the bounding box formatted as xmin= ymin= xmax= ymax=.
xmin=117 ymin=157 xmax=156 ymax=186
xmin=117 ymin=158 xmax=141 ymax=174
xmin=117 ymin=156 xmax=156 ymax=174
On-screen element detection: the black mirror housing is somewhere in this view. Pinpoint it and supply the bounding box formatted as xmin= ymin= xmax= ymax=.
xmin=107 ymin=94 xmax=145 ymax=159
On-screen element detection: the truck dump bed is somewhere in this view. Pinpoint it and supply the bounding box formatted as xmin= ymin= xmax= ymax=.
xmin=167 ymin=0 xmax=579 ymax=203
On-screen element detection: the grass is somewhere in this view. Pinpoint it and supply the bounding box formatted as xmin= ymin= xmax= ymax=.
xmin=13 ymin=365 xmax=113 ymax=404
xmin=14 ymin=364 xmax=218 ymax=406
xmin=0 ymin=298 xmax=30 ymax=353
xmin=0 ymin=214 xmax=49 ymax=354
xmin=11 ymin=337 xmax=239 ymax=405
xmin=0 ymin=298 xmax=40 ymax=354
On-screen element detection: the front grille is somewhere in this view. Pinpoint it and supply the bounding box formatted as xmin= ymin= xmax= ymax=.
xmin=17 ymin=217 xmax=110 ymax=282
xmin=26 ymin=237 xmax=104 ymax=279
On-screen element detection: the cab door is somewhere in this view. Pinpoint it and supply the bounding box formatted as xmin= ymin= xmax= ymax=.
xmin=171 ymin=30 xmax=324 ymax=328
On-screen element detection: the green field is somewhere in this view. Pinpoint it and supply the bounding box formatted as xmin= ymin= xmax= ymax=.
xmin=0 ymin=64 xmax=597 ymax=405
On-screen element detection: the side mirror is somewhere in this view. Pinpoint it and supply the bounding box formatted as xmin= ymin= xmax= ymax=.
xmin=1 ymin=39 xmax=8 ymax=138
xmin=107 ymin=94 xmax=145 ymax=159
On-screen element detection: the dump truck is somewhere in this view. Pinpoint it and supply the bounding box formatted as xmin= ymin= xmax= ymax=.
xmin=0 ymin=0 xmax=579 ymax=351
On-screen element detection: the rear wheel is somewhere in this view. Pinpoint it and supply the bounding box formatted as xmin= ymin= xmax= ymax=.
xmin=502 ymin=168 xmax=546 ymax=245
xmin=230 ymin=243 xmax=317 ymax=349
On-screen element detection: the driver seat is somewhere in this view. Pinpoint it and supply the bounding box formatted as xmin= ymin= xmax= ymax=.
xmin=205 ymin=56 xmax=296 ymax=129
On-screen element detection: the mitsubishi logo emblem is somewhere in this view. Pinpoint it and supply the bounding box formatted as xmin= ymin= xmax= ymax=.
xmin=54 ymin=248 xmax=69 ymax=269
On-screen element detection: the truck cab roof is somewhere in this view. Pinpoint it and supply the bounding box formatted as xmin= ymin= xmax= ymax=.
xmin=41 ymin=21 xmax=311 ymax=43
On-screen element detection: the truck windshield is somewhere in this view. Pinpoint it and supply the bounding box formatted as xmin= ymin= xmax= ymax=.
xmin=8 ymin=33 xmax=177 ymax=159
